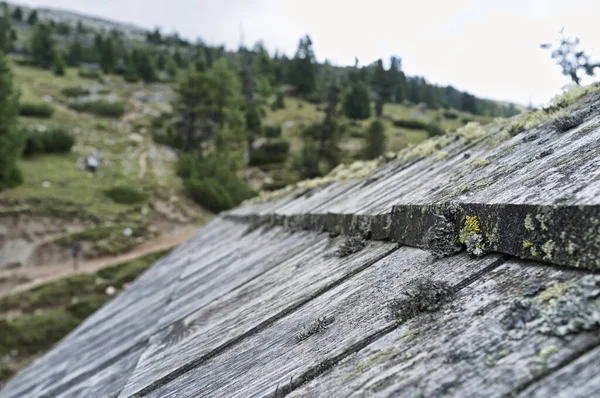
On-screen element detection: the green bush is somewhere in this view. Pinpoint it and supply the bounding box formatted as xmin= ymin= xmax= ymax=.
xmin=0 ymin=309 xmax=81 ymax=356
xmin=18 ymin=102 xmax=55 ymax=118
xmin=66 ymin=296 xmax=108 ymax=319
xmin=263 ymin=125 xmax=282 ymax=138
xmin=61 ymin=86 xmax=90 ymax=98
xmin=425 ymin=123 xmax=445 ymax=137
xmin=364 ymin=119 xmax=387 ymax=159
xmin=443 ymin=110 xmax=459 ymax=119
xmin=271 ymin=91 xmax=285 ymax=111
xmin=184 ymin=178 xmax=234 ymax=213
xmin=104 ymin=186 xmax=147 ymax=204
xmin=22 ymin=127 xmax=75 ymax=156
xmin=178 ymin=152 xmax=256 ymax=213
xmin=392 ymin=118 xmax=445 ymax=137
xmin=78 ymin=68 xmax=101 ymax=79
xmin=0 ymin=166 xmax=23 ymax=190
xmin=249 ymin=140 xmax=290 ymax=166
xmin=392 ymin=118 xmax=429 ymax=130
xmin=69 ymin=100 xmax=125 ymax=118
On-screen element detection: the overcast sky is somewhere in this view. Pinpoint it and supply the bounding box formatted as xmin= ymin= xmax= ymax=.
xmin=14 ymin=0 xmax=600 ymax=105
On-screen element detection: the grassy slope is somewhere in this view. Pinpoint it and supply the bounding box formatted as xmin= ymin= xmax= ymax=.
xmin=0 ymin=62 xmax=206 ymax=257
xmin=264 ymin=96 xmax=495 ymax=161
xmin=0 ymin=250 xmax=170 ymax=386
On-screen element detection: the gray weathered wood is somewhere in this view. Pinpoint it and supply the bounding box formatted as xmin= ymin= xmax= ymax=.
xmin=119 ymin=236 xmax=398 ymax=397
xmin=291 ymin=259 xmax=600 ymax=398
xmin=516 ymin=344 xmax=600 ymax=398
xmin=137 ymin=250 xmax=502 ymax=398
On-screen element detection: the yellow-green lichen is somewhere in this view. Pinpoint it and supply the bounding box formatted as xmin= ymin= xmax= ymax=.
xmin=460 ymin=215 xmax=485 ymax=256
xmin=530 ymin=246 xmax=539 ymax=257
xmin=549 ymin=83 xmax=600 ymax=110
xmin=460 ymin=215 xmax=481 ymax=244
xmin=538 ymin=345 xmax=559 ymax=361
xmin=567 ymin=241 xmax=578 ymax=256
xmin=456 ymin=122 xmax=486 ymax=145
xmin=533 ymin=282 xmax=575 ymax=305
xmin=522 ymin=240 xmax=533 ymax=249
xmin=541 ymin=240 xmax=556 ymax=261
xmin=437 ymin=151 xmax=449 ymax=160
xmin=524 ymin=214 xmax=535 ymax=231
xmin=535 ymin=214 xmax=548 ymax=231
xmin=469 ymin=158 xmax=491 ymax=168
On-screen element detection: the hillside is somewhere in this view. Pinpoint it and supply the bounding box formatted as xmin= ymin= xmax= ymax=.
xmin=0 ymin=61 xmax=210 ymax=280
xmin=0 ymin=54 xmax=499 ymax=275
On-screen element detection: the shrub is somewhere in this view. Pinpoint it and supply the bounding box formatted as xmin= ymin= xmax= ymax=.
xmin=249 ymin=139 xmax=290 ymax=166
xmin=54 ymin=54 xmax=66 ymax=77
xmin=0 ymin=309 xmax=81 ymax=356
xmin=364 ymin=119 xmax=386 ymax=159
xmin=0 ymin=166 xmax=23 ymax=190
xmin=392 ymin=118 xmax=429 ymax=130
xmin=271 ymin=91 xmax=285 ymax=110
xmin=22 ymin=127 xmax=75 ymax=156
xmin=104 ymin=186 xmax=147 ymax=204
xmin=78 ymin=68 xmax=101 ymax=79
xmin=184 ymin=178 xmax=234 ymax=213
xmin=263 ymin=125 xmax=282 ymax=138
xmin=61 ymin=86 xmax=90 ymax=98
xmin=298 ymin=139 xmax=321 ymax=179
xmin=306 ymin=92 xmax=322 ymax=104
xmin=425 ymin=123 xmax=445 ymax=137
xmin=393 ymin=118 xmax=445 ymax=137
xmin=18 ymin=102 xmax=55 ymax=118
xmin=69 ymin=100 xmax=125 ymax=118
xmin=66 ymin=297 xmax=107 ymax=319
xmin=443 ymin=110 xmax=459 ymax=119
xmin=178 ymin=152 xmax=256 ymax=213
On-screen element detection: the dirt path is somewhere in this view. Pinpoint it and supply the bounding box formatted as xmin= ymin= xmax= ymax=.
xmin=0 ymin=225 xmax=200 ymax=298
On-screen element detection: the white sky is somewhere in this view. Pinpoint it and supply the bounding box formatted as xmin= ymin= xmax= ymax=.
xmin=14 ymin=0 xmax=600 ymax=105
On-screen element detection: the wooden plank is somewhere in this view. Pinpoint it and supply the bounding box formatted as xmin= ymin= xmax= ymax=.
xmin=55 ymin=347 xmax=143 ymax=398
xmin=131 ymin=250 xmax=502 ymax=398
xmin=155 ymin=227 xmax=326 ymax=330
xmin=119 ymin=237 xmax=399 ymax=397
xmin=516 ymin=344 xmax=600 ymax=398
xmin=290 ymin=259 xmax=600 ymax=398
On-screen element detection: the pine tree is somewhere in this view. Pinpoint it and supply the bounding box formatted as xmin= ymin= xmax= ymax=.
xmin=156 ymin=52 xmax=167 ymax=71
xmin=54 ymin=52 xmax=65 ymax=76
xmin=27 ymin=10 xmax=37 ymax=25
xmin=174 ymin=59 xmax=244 ymax=152
xmin=0 ymin=12 xmax=14 ymax=53
xmin=364 ymin=119 xmax=386 ymax=160
xmin=372 ymin=59 xmax=390 ymax=103
xmin=67 ymin=40 xmax=82 ymax=66
xmin=30 ymin=23 xmax=56 ymax=69
xmin=123 ymin=51 xmax=140 ymax=83
xmin=133 ymin=48 xmax=157 ymax=83
xmin=342 ymin=82 xmax=371 ymax=120
xmin=0 ymin=50 xmax=22 ymax=189
xmin=194 ymin=48 xmax=207 ymax=72
xmin=11 ymin=7 xmax=22 ymax=21
xmin=99 ymin=36 xmax=116 ymax=74
xmin=299 ymin=138 xmax=321 ymax=179
xmin=166 ymin=56 xmax=178 ymax=79
xmin=461 ymin=92 xmax=477 ymax=114
xmin=289 ymin=35 xmax=316 ymax=97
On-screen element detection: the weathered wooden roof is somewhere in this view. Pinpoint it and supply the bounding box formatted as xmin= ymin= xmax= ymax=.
xmin=2 ymin=87 xmax=600 ymax=398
